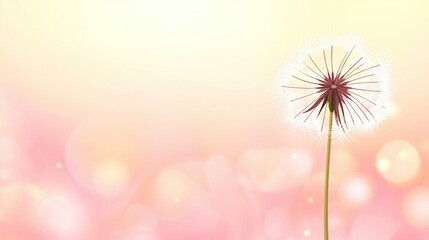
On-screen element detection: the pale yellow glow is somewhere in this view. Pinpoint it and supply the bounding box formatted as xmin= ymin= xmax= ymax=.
xmin=153 ymin=169 xmax=196 ymax=202
xmin=376 ymin=140 xmax=421 ymax=184
xmin=399 ymin=151 xmax=408 ymax=160
xmin=151 ymin=169 xmax=199 ymax=219
xmin=386 ymin=103 xmax=399 ymax=117
xmin=92 ymin=159 xmax=129 ymax=197
xmin=376 ymin=158 xmax=391 ymax=172
xmin=0 ymin=1 xmax=428 ymax=146
xmin=146 ymin=0 xmax=196 ymax=27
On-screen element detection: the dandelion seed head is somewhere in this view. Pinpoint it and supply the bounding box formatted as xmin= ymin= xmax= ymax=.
xmin=279 ymin=36 xmax=391 ymax=141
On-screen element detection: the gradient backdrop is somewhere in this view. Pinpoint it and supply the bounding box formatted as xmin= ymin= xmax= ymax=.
xmin=1 ymin=0 xmax=429 ymax=239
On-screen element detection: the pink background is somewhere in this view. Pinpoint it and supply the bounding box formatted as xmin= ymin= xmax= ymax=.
xmin=1 ymin=1 xmax=429 ymax=239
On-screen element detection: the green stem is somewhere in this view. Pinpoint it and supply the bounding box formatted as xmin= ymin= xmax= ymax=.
xmin=324 ymin=109 xmax=334 ymax=240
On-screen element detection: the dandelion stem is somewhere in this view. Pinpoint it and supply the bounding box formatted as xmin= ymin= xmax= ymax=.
xmin=324 ymin=105 xmax=334 ymax=240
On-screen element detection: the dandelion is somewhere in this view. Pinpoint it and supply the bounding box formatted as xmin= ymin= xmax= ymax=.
xmin=280 ymin=38 xmax=390 ymax=240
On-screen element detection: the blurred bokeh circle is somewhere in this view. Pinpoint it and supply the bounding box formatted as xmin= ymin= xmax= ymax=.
xmin=376 ymin=140 xmax=421 ymax=184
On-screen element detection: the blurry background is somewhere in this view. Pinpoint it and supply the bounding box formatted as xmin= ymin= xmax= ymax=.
xmin=0 ymin=0 xmax=428 ymax=239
